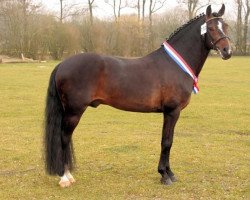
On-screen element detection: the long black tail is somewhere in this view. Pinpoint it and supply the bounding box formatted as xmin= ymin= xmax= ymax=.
xmin=44 ymin=65 xmax=65 ymax=176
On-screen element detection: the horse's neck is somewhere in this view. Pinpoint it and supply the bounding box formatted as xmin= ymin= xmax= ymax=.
xmin=167 ymin=21 xmax=210 ymax=76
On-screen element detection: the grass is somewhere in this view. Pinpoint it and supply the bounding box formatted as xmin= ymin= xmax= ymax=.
xmin=0 ymin=57 xmax=249 ymax=199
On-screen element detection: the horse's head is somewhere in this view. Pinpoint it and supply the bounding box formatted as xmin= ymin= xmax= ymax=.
xmin=204 ymin=4 xmax=232 ymax=60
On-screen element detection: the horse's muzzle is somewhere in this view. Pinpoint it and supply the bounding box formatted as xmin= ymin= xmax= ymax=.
xmin=219 ymin=46 xmax=232 ymax=60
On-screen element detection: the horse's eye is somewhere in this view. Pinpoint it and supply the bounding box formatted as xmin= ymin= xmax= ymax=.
xmin=208 ymin=27 xmax=215 ymax=31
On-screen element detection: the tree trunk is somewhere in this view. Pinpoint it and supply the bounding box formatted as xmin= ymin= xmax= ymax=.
xmin=60 ymin=0 xmax=63 ymax=23
xmin=137 ymin=0 xmax=140 ymax=21
xmin=142 ymin=0 xmax=146 ymax=21
xmin=88 ymin=0 xmax=94 ymax=25
xmin=236 ymin=0 xmax=243 ymax=54
xmin=187 ymin=0 xmax=199 ymax=20
xmin=21 ymin=0 xmax=28 ymax=56
xmin=242 ymin=0 xmax=250 ymax=55
xmin=149 ymin=0 xmax=153 ymax=26
xmin=118 ymin=0 xmax=122 ymax=19
xmin=112 ymin=0 xmax=117 ymax=21
xmin=149 ymin=0 xmax=154 ymax=50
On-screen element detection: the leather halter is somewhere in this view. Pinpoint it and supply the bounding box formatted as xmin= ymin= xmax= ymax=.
xmin=205 ymin=17 xmax=230 ymax=50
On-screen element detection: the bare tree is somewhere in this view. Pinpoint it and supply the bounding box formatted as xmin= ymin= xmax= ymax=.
xmin=178 ymin=0 xmax=211 ymax=19
xmin=235 ymin=0 xmax=250 ymax=55
xmin=131 ymin=0 xmax=147 ymax=21
xmin=135 ymin=0 xmax=146 ymax=21
xmin=58 ymin=0 xmax=80 ymax=23
xmin=60 ymin=0 xmax=63 ymax=22
xmin=142 ymin=0 xmax=146 ymax=21
xmin=187 ymin=0 xmax=199 ymax=19
xmin=88 ymin=0 xmax=95 ymax=25
xmin=236 ymin=0 xmax=243 ymax=53
xmin=242 ymin=0 xmax=250 ymax=54
xmin=20 ymin=0 xmax=29 ymax=54
xmin=0 ymin=0 xmax=43 ymax=58
xmin=137 ymin=0 xmax=140 ymax=21
xmin=105 ymin=0 xmax=128 ymax=21
xmin=149 ymin=0 xmax=166 ymax=26
xmin=148 ymin=0 xmax=166 ymax=51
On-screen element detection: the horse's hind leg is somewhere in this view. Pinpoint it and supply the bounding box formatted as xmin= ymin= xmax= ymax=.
xmin=59 ymin=110 xmax=84 ymax=188
xmin=59 ymin=168 xmax=75 ymax=188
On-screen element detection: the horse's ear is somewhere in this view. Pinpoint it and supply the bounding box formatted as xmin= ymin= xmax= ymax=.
xmin=206 ymin=5 xmax=212 ymax=18
xmin=218 ymin=4 xmax=225 ymax=16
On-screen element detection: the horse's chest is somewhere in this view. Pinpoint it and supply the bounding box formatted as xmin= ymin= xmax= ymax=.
xmin=160 ymin=83 xmax=191 ymax=110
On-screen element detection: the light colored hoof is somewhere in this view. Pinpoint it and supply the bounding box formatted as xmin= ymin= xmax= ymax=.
xmin=68 ymin=177 xmax=76 ymax=183
xmin=59 ymin=180 xmax=71 ymax=188
xmin=65 ymin=170 xmax=76 ymax=184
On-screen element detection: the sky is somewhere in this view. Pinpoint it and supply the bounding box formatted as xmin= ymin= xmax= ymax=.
xmin=36 ymin=0 xmax=235 ymax=20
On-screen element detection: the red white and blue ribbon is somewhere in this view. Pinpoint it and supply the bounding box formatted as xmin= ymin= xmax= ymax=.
xmin=162 ymin=41 xmax=199 ymax=94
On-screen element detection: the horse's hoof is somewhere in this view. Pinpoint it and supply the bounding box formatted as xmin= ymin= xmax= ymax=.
xmin=59 ymin=180 xmax=71 ymax=188
xmin=65 ymin=170 xmax=76 ymax=184
xmin=160 ymin=177 xmax=173 ymax=185
xmin=68 ymin=177 xmax=76 ymax=183
xmin=170 ymin=175 xmax=177 ymax=182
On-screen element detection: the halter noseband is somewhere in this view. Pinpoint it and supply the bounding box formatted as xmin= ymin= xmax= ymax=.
xmin=204 ymin=17 xmax=230 ymax=50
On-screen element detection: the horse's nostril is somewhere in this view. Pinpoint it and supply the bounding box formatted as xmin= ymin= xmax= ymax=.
xmin=221 ymin=46 xmax=232 ymax=59
xmin=223 ymin=47 xmax=228 ymax=53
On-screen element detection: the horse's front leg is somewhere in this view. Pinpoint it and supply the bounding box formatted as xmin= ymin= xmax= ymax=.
xmin=158 ymin=108 xmax=180 ymax=185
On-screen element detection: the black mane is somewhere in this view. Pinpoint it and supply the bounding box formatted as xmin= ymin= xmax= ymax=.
xmin=166 ymin=13 xmax=205 ymax=41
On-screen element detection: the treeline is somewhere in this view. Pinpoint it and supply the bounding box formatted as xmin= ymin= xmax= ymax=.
xmin=0 ymin=0 xmax=249 ymax=60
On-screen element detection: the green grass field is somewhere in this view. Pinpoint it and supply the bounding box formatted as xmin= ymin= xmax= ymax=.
xmin=0 ymin=57 xmax=249 ymax=199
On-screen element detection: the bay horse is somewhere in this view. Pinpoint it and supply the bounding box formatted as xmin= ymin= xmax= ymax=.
xmin=44 ymin=4 xmax=232 ymax=187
